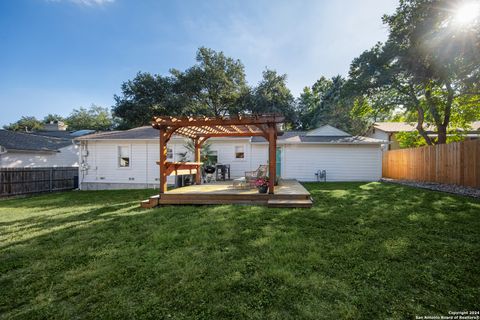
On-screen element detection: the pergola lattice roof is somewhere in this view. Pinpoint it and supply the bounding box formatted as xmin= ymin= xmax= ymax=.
xmin=151 ymin=114 xmax=284 ymax=139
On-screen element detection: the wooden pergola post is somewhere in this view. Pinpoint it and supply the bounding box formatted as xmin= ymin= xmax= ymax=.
xmin=194 ymin=138 xmax=201 ymax=185
xmin=267 ymin=123 xmax=277 ymax=194
xmin=159 ymin=128 xmax=168 ymax=193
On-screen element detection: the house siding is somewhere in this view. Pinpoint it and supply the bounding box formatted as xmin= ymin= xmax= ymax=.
xmin=282 ymin=144 xmax=382 ymax=181
xmin=79 ymin=138 xmax=382 ymax=189
xmin=0 ymin=144 xmax=79 ymax=168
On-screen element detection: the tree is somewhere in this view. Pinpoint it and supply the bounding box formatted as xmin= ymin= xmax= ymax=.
xmin=297 ymin=76 xmax=376 ymax=134
xmin=112 ymin=72 xmax=176 ymax=129
xmin=66 ymin=105 xmax=113 ymax=131
xmin=3 ymin=116 xmax=44 ymax=132
xmin=248 ymin=69 xmax=297 ymax=128
xmin=43 ymin=114 xmax=65 ymax=124
xmin=348 ymin=0 xmax=480 ymax=145
xmin=171 ymin=47 xmax=248 ymax=117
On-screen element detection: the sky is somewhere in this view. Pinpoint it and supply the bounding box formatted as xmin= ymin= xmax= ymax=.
xmin=0 ymin=0 xmax=399 ymax=126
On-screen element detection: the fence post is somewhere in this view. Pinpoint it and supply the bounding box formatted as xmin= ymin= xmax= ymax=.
xmin=49 ymin=168 xmax=53 ymax=192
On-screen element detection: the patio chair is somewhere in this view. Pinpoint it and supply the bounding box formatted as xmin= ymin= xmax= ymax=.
xmin=245 ymin=165 xmax=269 ymax=188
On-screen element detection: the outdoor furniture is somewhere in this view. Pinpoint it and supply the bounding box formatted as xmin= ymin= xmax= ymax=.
xmin=245 ymin=165 xmax=269 ymax=188
xmin=232 ymin=177 xmax=249 ymax=189
xmin=215 ymin=164 xmax=230 ymax=181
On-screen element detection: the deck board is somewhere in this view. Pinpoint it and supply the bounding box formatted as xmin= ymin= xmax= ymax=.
xmin=141 ymin=179 xmax=312 ymax=208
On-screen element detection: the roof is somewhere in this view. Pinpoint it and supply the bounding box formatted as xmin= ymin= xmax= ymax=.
xmin=0 ymin=130 xmax=73 ymax=152
xmin=76 ymin=126 xmax=159 ymax=140
xmin=251 ymin=132 xmax=385 ymax=144
xmin=29 ymin=129 xmax=96 ymax=139
xmin=77 ymin=125 xmax=386 ymax=145
xmin=306 ymin=125 xmax=351 ymax=136
xmin=373 ymin=121 xmax=480 ymax=133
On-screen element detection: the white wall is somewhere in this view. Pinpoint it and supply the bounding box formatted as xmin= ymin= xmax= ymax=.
xmin=282 ymin=144 xmax=382 ymax=181
xmin=0 ymin=144 xmax=79 ymax=168
xmin=79 ymin=139 xmax=382 ymax=188
xmin=79 ymin=138 xmax=255 ymax=188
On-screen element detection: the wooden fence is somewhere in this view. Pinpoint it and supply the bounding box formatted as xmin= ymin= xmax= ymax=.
xmin=382 ymin=139 xmax=480 ymax=188
xmin=0 ymin=167 xmax=79 ymax=197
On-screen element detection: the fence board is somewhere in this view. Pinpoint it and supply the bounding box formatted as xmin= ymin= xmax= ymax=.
xmin=382 ymin=140 xmax=480 ymax=188
xmin=0 ymin=167 xmax=78 ymax=197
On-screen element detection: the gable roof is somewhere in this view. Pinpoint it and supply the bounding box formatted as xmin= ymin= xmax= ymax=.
xmin=373 ymin=121 xmax=480 ymax=133
xmin=306 ymin=125 xmax=351 ymax=136
xmin=250 ymin=132 xmax=385 ymax=144
xmin=0 ymin=130 xmax=73 ymax=152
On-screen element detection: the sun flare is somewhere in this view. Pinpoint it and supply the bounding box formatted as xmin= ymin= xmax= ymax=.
xmin=453 ymin=1 xmax=480 ymax=26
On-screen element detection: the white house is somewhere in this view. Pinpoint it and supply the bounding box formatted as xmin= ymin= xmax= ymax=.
xmin=76 ymin=125 xmax=386 ymax=190
xmin=0 ymin=130 xmax=80 ymax=168
xmin=0 ymin=128 xmax=94 ymax=168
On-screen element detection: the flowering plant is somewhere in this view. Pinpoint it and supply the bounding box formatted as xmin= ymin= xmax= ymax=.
xmin=255 ymin=177 xmax=269 ymax=188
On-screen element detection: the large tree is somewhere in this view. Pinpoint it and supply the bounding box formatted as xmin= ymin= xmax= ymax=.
xmin=112 ymin=72 xmax=176 ymax=129
xmin=348 ymin=0 xmax=480 ymax=144
xmin=171 ymin=47 xmax=248 ymax=117
xmin=297 ymin=76 xmax=377 ymax=134
xmin=247 ymin=69 xmax=297 ymax=128
xmin=66 ymin=105 xmax=113 ymax=131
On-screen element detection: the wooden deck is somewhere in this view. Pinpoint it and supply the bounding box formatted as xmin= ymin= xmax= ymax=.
xmin=141 ymin=179 xmax=312 ymax=208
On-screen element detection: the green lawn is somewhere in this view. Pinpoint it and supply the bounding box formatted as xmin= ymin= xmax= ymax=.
xmin=0 ymin=182 xmax=479 ymax=319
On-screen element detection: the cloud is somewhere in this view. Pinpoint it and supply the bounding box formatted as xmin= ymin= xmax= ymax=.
xmin=47 ymin=0 xmax=114 ymax=6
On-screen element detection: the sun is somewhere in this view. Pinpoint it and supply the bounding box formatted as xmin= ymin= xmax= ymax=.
xmin=453 ymin=1 xmax=480 ymax=26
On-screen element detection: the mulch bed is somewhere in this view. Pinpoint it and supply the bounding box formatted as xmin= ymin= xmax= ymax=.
xmin=381 ymin=178 xmax=480 ymax=199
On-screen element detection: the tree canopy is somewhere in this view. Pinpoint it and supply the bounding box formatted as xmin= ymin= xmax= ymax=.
xmin=347 ymin=0 xmax=480 ymax=144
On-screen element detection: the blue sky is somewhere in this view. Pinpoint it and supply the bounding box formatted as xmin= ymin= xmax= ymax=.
xmin=0 ymin=0 xmax=399 ymax=126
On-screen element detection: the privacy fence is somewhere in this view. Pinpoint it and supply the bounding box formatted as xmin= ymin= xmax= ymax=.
xmin=0 ymin=167 xmax=78 ymax=197
xmin=382 ymin=139 xmax=480 ymax=188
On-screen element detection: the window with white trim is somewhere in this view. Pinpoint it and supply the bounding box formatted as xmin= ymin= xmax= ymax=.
xmin=167 ymin=147 xmax=173 ymax=160
xmin=118 ymin=146 xmax=130 ymax=167
xmin=234 ymin=146 xmax=245 ymax=159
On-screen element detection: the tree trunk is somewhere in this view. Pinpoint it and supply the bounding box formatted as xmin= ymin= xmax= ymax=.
xmin=416 ymin=106 xmax=434 ymax=145
xmin=437 ymin=124 xmax=447 ymax=144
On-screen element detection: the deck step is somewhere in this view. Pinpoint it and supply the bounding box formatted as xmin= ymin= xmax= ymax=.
xmin=140 ymin=195 xmax=160 ymax=208
xmin=267 ymin=199 xmax=313 ymax=208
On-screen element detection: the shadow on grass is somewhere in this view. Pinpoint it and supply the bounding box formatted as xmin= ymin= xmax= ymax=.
xmin=0 ymin=182 xmax=479 ymax=319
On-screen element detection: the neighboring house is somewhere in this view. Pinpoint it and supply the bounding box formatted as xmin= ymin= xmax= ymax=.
xmin=0 ymin=126 xmax=95 ymax=168
xmin=366 ymin=121 xmax=480 ymax=150
xmin=76 ymin=125 xmax=386 ymax=190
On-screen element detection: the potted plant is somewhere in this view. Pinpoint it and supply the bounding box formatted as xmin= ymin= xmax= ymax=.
xmin=255 ymin=177 xmax=269 ymax=194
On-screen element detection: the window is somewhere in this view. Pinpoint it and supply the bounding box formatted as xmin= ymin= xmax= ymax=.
xmin=118 ymin=146 xmax=130 ymax=167
xmin=235 ymin=146 xmax=245 ymax=159
xmin=167 ymin=147 xmax=173 ymax=160
xmin=209 ymin=150 xmax=218 ymax=164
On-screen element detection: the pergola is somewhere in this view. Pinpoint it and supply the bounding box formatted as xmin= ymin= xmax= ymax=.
xmin=151 ymin=114 xmax=284 ymax=194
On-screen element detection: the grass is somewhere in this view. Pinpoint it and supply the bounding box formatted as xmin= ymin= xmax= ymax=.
xmin=0 ymin=182 xmax=479 ymax=319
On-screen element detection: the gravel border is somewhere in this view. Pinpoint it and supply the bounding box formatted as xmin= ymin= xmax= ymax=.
xmin=381 ymin=178 xmax=480 ymax=199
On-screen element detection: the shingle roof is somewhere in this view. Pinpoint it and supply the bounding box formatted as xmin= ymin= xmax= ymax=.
xmin=29 ymin=130 xmax=96 ymax=139
xmin=251 ymin=132 xmax=386 ymax=144
xmin=75 ymin=126 xmax=158 ymax=140
xmin=77 ymin=126 xmax=386 ymax=144
xmin=373 ymin=121 xmax=480 ymax=133
xmin=0 ymin=130 xmax=73 ymax=152
xmin=373 ymin=122 xmax=418 ymax=132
